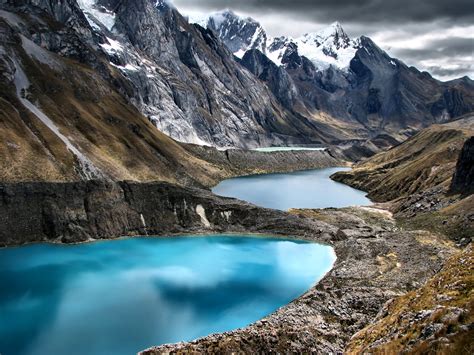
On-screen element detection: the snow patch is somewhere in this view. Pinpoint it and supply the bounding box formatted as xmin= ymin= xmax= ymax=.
xmin=234 ymin=49 xmax=246 ymax=59
xmin=110 ymin=63 xmax=139 ymax=72
xmin=267 ymin=23 xmax=358 ymax=71
xmin=196 ymin=205 xmax=211 ymax=227
xmin=77 ymin=0 xmax=115 ymax=31
xmin=100 ymin=37 xmax=123 ymax=54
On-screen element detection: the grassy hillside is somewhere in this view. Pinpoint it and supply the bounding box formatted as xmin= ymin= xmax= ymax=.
xmin=332 ymin=116 xmax=474 ymax=202
xmin=0 ymin=32 xmax=232 ymax=186
xmin=346 ymin=244 xmax=473 ymax=354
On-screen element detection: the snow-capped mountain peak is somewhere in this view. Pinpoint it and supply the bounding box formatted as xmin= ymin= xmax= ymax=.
xmin=267 ymin=22 xmax=359 ymax=71
xmin=189 ymin=10 xmax=267 ymax=58
xmin=300 ymin=21 xmax=351 ymax=50
xmin=193 ymin=13 xmax=359 ymax=71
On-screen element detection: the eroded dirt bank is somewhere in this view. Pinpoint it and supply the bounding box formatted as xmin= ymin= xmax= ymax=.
xmin=0 ymin=180 xmax=335 ymax=247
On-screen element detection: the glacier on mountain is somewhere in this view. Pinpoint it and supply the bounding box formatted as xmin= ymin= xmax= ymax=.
xmin=191 ymin=11 xmax=360 ymax=71
xmin=77 ymin=0 xmax=115 ymax=31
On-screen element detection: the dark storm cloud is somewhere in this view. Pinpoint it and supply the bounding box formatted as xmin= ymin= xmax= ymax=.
xmin=173 ymin=0 xmax=474 ymax=24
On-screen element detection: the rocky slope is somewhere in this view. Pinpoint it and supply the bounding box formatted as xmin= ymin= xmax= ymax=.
xmin=332 ymin=116 xmax=474 ymax=202
xmin=346 ymin=244 xmax=473 ymax=354
xmin=0 ymin=1 xmax=348 ymax=185
xmin=332 ymin=116 xmax=474 ymax=244
xmin=1 ymin=0 xmax=345 ymax=150
xmin=198 ymin=11 xmax=474 ymax=142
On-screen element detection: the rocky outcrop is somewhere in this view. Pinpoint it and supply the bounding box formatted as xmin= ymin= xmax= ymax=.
xmin=240 ymin=49 xmax=298 ymax=110
xmin=450 ymin=136 xmax=474 ymax=195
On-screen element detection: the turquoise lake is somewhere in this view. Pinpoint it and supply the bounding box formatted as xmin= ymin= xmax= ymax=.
xmin=0 ymin=236 xmax=335 ymax=355
xmin=212 ymin=167 xmax=372 ymax=210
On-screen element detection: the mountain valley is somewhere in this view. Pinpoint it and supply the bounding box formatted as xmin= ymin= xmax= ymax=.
xmin=0 ymin=0 xmax=472 ymax=354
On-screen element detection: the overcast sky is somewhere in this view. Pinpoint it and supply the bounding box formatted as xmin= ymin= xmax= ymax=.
xmin=170 ymin=0 xmax=473 ymax=81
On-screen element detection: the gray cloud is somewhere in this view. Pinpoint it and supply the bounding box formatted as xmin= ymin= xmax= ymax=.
xmin=428 ymin=66 xmax=472 ymax=79
xmin=393 ymin=37 xmax=474 ymax=60
xmin=173 ymin=0 xmax=474 ymax=24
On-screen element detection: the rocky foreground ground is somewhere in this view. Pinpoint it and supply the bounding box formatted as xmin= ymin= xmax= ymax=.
xmin=1 ymin=179 xmax=469 ymax=353
xmin=141 ymin=206 xmax=463 ymax=354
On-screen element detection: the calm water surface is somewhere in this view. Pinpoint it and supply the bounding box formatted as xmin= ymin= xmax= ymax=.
xmin=212 ymin=167 xmax=371 ymax=210
xmin=0 ymin=235 xmax=335 ymax=355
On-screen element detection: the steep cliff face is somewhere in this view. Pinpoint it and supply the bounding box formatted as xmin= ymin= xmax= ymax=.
xmin=0 ymin=0 xmax=340 ymax=152
xmin=0 ymin=180 xmax=335 ymax=246
xmin=450 ymin=136 xmax=474 ymax=195
xmin=0 ymin=0 xmax=353 ymax=185
xmin=107 ymin=0 xmax=326 ymax=148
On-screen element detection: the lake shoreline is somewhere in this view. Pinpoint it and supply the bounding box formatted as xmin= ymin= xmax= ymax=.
xmin=0 ymin=235 xmax=336 ymax=354
xmin=0 ymin=179 xmax=455 ymax=353
xmin=212 ymin=167 xmax=371 ymax=210
xmin=141 ymin=206 xmax=455 ymax=354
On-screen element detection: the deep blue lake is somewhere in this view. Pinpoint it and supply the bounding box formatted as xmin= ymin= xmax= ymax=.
xmin=212 ymin=167 xmax=371 ymax=210
xmin=0 ymin=235 xmax=335 ymax=355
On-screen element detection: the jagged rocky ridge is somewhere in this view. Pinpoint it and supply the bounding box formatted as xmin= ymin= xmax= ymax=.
xmin=198 ymin=11 xmax=474 ymax=142
xmin=2 ymin=1 xmax=472 ymax=151
xmin=192 ymin=10 xmax=267 ymax=58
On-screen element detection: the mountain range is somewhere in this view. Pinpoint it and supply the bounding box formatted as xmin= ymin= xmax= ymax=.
xmin=197 ymin=10 xmax=474 ymax=143
xmin=0 ymin=0 xmax=473 ymax=163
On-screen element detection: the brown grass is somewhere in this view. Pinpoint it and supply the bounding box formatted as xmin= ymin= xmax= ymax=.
xmin=346 ymin=245 xmax=474 ymax=354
